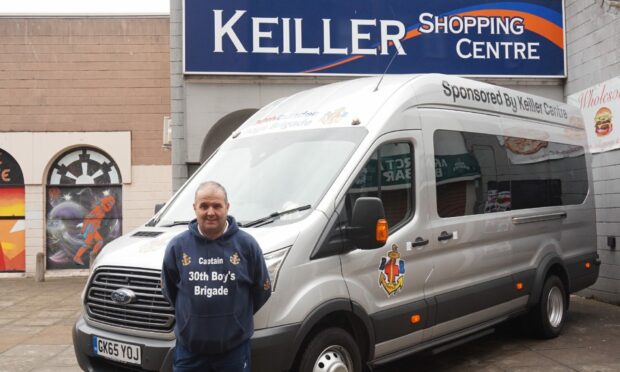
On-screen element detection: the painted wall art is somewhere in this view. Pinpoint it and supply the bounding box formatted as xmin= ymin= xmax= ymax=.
xmin=0 ymin=149 xmax=25 ymax=272
xmin=46 ymin=148 xmax=122 ymax=269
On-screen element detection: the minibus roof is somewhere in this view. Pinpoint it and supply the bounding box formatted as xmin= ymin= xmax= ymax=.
xmin=237 ymin=74 xmax=583 ymax=137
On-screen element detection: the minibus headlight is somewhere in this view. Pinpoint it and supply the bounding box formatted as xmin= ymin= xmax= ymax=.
xmin=264 ymin=247 xmax=290 ymax=291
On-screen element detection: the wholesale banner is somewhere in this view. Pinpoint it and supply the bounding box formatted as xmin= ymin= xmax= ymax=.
xmin=184 ymin=0 xmax=566 ymax=76
xmin=568 ymin=76 xmax=620 ymax=153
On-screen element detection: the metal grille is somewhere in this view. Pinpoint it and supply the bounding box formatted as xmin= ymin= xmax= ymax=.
xmin=86 ymin=267 xmax=174 ymax=333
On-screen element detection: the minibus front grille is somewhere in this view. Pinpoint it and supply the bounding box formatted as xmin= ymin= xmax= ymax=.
xmin=85 ymin=266 xmax=175 ymax=333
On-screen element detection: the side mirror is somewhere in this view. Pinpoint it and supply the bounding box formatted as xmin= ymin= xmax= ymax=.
xmin=348 ymin=197 xmax=388 ymax=250
xmin=154 ymin=203 xmax=165 ymax=214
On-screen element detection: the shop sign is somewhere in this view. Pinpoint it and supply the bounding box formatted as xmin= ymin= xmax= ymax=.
xmin=568 ymin=76 xmax=620 ymax=153
xmin=184 ymin=0 xmax=565 ymax=77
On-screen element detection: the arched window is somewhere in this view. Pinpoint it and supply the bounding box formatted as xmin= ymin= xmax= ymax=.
xmin=46 ymin=147 xmax=122 ymax=269
xmin=0 ymin=149 xmax=25 ymax=272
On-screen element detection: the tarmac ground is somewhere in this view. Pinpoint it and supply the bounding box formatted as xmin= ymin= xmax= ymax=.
xmin=0 ymin=276 xmax=619 ymax=372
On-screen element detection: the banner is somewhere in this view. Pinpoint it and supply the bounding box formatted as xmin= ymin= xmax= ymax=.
xmin=184 ymin=0 xmax=566 ymax=77
xmin=568 ymin=76 xmax=620 ymax=153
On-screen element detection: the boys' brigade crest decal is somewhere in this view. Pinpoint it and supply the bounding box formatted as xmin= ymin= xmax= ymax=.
xmin=379 ymin=244 xmax=405 ymax=297
xmin=181 ymin=253 xmax=191 ymax=266
xmin=230 ymin=252 xmax=240 ymax=265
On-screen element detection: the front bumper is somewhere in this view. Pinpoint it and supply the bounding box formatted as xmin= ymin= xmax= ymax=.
xmin=73 ymin=315 xmax=175 ymax=372
xmin=74 ymin=314 xmax=301 ymax=372
xmin=251 ymin=323 xmax=300 ymax=372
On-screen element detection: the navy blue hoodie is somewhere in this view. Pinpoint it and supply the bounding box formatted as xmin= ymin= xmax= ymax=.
xmin=161 ymin=216 xmax=271 ymax=355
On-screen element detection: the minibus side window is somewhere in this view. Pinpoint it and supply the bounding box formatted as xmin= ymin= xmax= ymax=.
xmin=346 ymin=142 xmax=414 ymax=231
xmin=434 ymin=130 xmax=588 ymax=217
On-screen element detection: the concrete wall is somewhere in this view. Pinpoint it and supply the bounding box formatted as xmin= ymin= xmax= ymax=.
xmin=566 ymin=0 xmax=620 ymax=303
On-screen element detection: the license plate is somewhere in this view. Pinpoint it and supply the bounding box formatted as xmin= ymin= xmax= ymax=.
xmin=92 ymin=336 xmax=141 ymax=365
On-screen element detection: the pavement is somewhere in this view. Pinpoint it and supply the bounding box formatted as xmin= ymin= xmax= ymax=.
xmin=0 ymin=277 xmax=619 ymax=372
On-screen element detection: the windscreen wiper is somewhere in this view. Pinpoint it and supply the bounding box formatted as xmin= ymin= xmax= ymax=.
xmin=161 ymin=220 xmax=191 ymax=227
xmin=239 ymin=205 xmax=311 ymax=228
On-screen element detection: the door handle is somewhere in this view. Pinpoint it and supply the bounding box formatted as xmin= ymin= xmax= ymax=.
xmin=438 ymin=231 xmax=453 ymax=241
xmin=411 ymin=237 xmax=429 ymax=247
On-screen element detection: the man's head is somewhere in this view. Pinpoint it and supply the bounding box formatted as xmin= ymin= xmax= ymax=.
xmin=193 ymin=181 xmax=230 ymax=239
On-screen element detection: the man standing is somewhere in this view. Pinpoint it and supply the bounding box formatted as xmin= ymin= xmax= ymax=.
xmin=161 ymin=181 xmax=271 ymax=371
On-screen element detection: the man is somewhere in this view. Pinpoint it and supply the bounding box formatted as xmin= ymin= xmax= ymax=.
xmin=161 ymin=181 xmax=271 ymax=372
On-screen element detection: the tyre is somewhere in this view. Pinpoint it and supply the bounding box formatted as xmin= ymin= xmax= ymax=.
xmin=532 ymin=275 xmax=567 ymax=339
xmin=298 ymin=327 xmax=363 ymax=372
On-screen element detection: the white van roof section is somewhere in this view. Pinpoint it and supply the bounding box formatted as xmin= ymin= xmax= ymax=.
xmin=411 ymin=74 xmax=583 ymax=129
xmin=238 ymin=75 xmax=417 ymax=137
xmin=237 ymin=74 xmax=583 ymax=137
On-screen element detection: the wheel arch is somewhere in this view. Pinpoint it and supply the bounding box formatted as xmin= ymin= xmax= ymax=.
xmin=528 ymin=254 xmax=569 ymax=308
xmin=286 ymin=299 xmax=375 ymax=370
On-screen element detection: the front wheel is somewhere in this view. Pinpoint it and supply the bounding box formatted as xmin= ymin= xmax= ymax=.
xmin=298 ymin=327 xmax=363 ymax=372
xmin=532 ymin=275 xmax=568 ymax=339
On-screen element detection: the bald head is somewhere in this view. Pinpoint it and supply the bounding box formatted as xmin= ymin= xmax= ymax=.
xmin=194 ymin=181 xmax=228 ymax=203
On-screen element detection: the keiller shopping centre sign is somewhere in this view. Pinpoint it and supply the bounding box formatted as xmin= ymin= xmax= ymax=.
xmin=183 ymin=0 xmax=565 ymax=77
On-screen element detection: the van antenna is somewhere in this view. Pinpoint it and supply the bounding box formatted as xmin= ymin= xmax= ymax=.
xmin=373 ymin=47 xmax=400 ymax=92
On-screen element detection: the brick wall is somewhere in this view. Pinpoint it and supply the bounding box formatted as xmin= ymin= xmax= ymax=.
xmin=566 ymin=0 xmax=620 ymax=303
xmin=0 ymin=17 xmax=171 ymax=166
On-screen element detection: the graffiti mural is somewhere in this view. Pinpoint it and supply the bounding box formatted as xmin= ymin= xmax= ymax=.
xmin=0 ymin=149 xmax=25 ymax=272
xmin=46 ymin=148 xmax=122 ymax=269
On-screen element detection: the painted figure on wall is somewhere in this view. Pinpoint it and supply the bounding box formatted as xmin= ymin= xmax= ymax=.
xmin=0 ymin=149 xmax=25 ymax=272
xmin=73 ymin=194 xmax=116 ymax=265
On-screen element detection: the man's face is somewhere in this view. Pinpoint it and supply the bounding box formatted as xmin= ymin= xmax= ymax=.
xmin=193 ymin=186 xmax=230 ymax=239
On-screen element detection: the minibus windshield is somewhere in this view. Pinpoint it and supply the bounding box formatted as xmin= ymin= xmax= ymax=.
xmin=156 ymin=127 xmax=367 ymax=227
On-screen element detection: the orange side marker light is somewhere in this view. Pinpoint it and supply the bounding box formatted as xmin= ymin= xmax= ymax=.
xmin=410 ymin=314 xmax=421 ymax=325
xmin=376 ymin=219 xmax=388 ymax=244
xmin=585 ymin=261 xmax=591 ymax=269
xmin=516 ymin=282 xmax=524 ymax=290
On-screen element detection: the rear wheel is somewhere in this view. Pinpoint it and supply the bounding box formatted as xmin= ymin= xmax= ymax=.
xmin=298 ymin=327 xmax=362 ymax=372
xmin=532 ymin=275 xmax=567 ymax=339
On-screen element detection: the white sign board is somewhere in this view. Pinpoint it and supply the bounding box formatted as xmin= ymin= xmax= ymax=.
xmin=568 ymin=76 xmax=620 ymax=153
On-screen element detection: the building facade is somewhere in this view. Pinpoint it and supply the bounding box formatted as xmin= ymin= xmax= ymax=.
xmin=565 ymin=1 xmax=620 ymax=303
xmin=0 ymin=16 xmax=172 ymax=275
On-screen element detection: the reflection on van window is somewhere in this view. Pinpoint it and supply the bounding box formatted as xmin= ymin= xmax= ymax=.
xmin=434 ymin=130 xmax=588 ymax=218
xmin=347 ymin=142 xmax=414 ymax=229
xmin=157 ymin=128 xmax=367 ymax=226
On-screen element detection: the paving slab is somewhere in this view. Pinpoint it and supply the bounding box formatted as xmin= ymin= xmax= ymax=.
xmin=0 ymin=277 xmax=619 ymax=372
